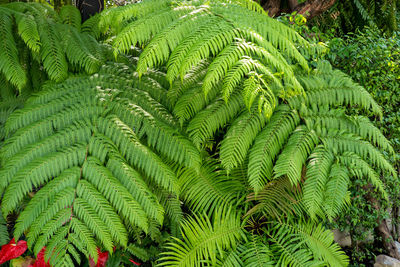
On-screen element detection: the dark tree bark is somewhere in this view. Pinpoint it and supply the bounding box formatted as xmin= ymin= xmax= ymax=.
xmin=76 ymin=0 xmax=104 ymax=22
xmin=261 ymin=0 xmax=337 ymax=19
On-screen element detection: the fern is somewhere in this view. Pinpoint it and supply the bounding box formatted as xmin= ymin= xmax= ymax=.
xmin=100 ymin=0 xmax=309 ymax=115
xmin=158 ymin=207 xmax=245 ymax=267
xmin=0 ymin=1 xmax=396 ymax=266
xmin=0 ymin=3 xmax=106 ymax=91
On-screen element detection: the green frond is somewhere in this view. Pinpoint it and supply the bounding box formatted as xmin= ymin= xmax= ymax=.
xmin=0 ymin=10 xmax=27 ymax=90
xmin=38 ymin=18 xmax=68 ymax=82
xmin=0 ymin=211 xmax=9 ymax=246
xmin=96 ymin=116 xmax=180 ymax=192
xmin=322 ymin=164 xmax=350 ymax=221
xmin=292 ymin=69 xmax=382 ymax=117
xmin=321 ymin=132 xmax=396 ymax=176
xmin=239 ymin=234 xmax=274 ymax=267
xmin=103 ymin=0 xmax=310 ymax=115
xmin=178 ymin=159 xmax=246 ymax=214
xmin=126 ymin=244 xmax=151 ymax=262
xmin=301 ymin=106 xmax=393 ymax=153
xmin=59 ymin=24 xmax=103 ymax=74
xmin=81 ymin=13 xmax=101 ymax=38
xmin=246 ymin=177 xmax=304 ymax=219
xmin=339 ymin=152 xmax=388 ymax=199
xmin=164 ymin=15 xmax=222 ymax=83
xmin=106 ymin=154 xmax=164 ymax=224
xmin=76 ymin=179 xmax=129 ymax=246
xmin=83 ymin=156 xmax=150 ymax=232
xmin=269 ymin=221 xmax=349 ymax=266
xmin=214 ymin=248 xmax=242 ymax=267
xmin=99 ymin=0 xmax=172 ymax=33
xmin=220 ymin=107 xmax=268 ymax=172
xmin=59 ymin=5 xmax=81 ymax=31
xmin=158 ymin=207 xmax=244 ymax=267
xmin=302 ymin=146 xmax=335 ymax=218
xmin=247 ymin=106 xmax=300 ymax=193
xmin=113 ymin=6 xmax=193 ymax=57
xmin=187 ymin=91 xmax=243 ymax=148
xmin=15 ymin=14 xmax=41 ymax=53
xmin=167 ymin=60 xmax=209 ymax=105
xmin=172 ymin=78 xmax=220 ymax=123
xmin=13 ymin=167 xmax=80 ymax=239
xmin=266 ymin=222 xmax=313 ymax=266
xmin=2 ymin=144 xmax=86 ymax=215
xmin=273 ymin=126 xmax=319 ymax=185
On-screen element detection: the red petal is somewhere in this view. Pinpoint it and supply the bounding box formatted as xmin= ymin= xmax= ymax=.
xmin=0 ymin=238 xmax=28 ymax=264
xmin=32 ymin=247 xmax=50 ymax=267
xmin=129 ymin=258 xmax=141 ymax=266
xmin=89 ymin=248 xmax=109 ymax=267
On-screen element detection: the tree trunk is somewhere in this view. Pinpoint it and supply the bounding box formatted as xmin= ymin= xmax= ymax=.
xmin=76 ymin=0 xmax=104 ymax=22
xmin=292 ymin=0 xmax=336 ymax=19
xmin=261 ymin=0 xmax=337 ymax=19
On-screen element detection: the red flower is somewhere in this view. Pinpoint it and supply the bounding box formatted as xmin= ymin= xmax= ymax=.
xmin=0 ymin=238 xmax=28 ymax=264
xmin=29 ymin=247 xmax=50 ymax=267
xmin=129 ymin=258 xmax=141 ymax=266
xmin=89 ymin=248 xmax=109 ymax=267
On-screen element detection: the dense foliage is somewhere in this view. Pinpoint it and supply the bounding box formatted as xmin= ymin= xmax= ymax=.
xmin=0 ymin=0 xmax=398 ymax=266
xmin=325 ymin=28 xmax=400 ymax=266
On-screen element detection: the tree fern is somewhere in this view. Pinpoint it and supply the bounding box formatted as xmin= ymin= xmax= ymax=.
xmin=0 ymin=1 xmax=396 ymax=266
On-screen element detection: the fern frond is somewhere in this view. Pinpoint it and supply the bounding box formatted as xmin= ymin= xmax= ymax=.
xmin=339 ymin=152 xmax=387 ymax=198
xmin=38 ymin=18 xmax=68 ymax=82
xmin=302 ymin=146 xmax=335 ymax=218
xmin=158 ymin=207 xmax=244 ymax=267
xmin=178 ymin=159 xmax=246 ymax=214
xmin=292 ymin=69 xmax=382 ymax=117
xmin=59 ymin=5 xmax=81 ymax=31
xmin=239 ymin=234 xmax=274 ymax=267
xmin=268 ymin=221 xmax=349 ymax=266
xmin=246 ymin=177 xmax=304 ymax=219
xmin=321 ymin=132 xmax=396 ymax=176
xmin=322 ymin=164 xmax=350 ymax=221
xmin=0 ymin=10 xmax=27 ymax=89
xmin=273 ymin=126 xmax=319 ymax=185
xmin=15 ymin=14 xmax=41 ymax=53
xmin=247 ymin=105 xmax=300 ymax=192
xmin=0 ymin=211 xmax=9 ymax=246
xmin=301 ymin=106 xmax=393 ymax=153
xmin=220 ymin=107 xmax=268 ymax=172
xmin=187 ymin=91 xmax=243 ymax=148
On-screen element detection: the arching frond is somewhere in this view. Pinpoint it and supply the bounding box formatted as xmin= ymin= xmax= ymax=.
xmin=101 ymin=0 xmax=309 ymax=115
xmin=247 ymin=106 xmax=300 ymax=192
xmin=178 ymin=159 xmax=246 ymax=214
xmin=158 ymin=207 xmax=245 ymax=267
xmin=302 ymin=146 xmax=335 ymax=218
xmin=273 ymin=125 xmax=319 ymax=185
xmin=59 ymin=5 xmax=81 ymax=31
xmin=266 ymin=221 xmax=348 ymax=266
xmin=220 ymin=107 xmax=268 ymax=172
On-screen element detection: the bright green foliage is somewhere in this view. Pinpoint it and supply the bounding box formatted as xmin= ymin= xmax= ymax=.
xmin=100 ymin=0 xmax=317 ymax=116
xmin=0 ymin=3 xmax=106 ymax=91
xmin=158 ymin=208 xmax=245 ymax=267
xmin=0 ymin=211 xmax=8 ymax=246
xmin=0 ymin=1 xmax=396 ymax=266
xmin=0 ymin=59 xmax=391 ymax=266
